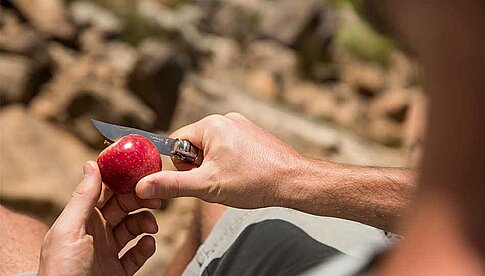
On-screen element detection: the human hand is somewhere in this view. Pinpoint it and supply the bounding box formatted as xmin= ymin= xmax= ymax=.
xmin=136 ymin=113 xmax=306 ymax=208
xmin=38 ymin=161 xmax=161 ymax=276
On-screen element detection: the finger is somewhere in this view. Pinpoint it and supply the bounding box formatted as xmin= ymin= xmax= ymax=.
xmin=113 ymin=211 xmax=158 ymax=250
xmin=96 ymin=184 xmax=113 ymax=209
xmin=60 ymin=161 xmax=102 ymax=231
xmin=169 ymin=121 xmax=203 ymax=148
xmin=224 ymin=112 xmax=249 ymax=122
xmin=169 ymin=114 xmax=228 ymax=146
xmin=171 ymin=157 xmax=199 ymax=171
xmin=101 ymin=193 xmax=161 ymax=227
xmin=136 ymin=168 xmax=209 ymax=200
xmin=120 ymin=235 xmax=156 ymax=276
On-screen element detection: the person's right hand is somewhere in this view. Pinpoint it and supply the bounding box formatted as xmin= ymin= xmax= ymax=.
xmin=136 ymin=113 xmax=307 ymax=209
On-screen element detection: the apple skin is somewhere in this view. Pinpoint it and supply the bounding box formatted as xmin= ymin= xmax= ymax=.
xmin=97 ymin=134 xmax=162 ymax=194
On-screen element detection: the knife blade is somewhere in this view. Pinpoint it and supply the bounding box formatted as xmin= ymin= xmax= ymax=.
xmin=91 ymin=119 xmax=203 ymax=165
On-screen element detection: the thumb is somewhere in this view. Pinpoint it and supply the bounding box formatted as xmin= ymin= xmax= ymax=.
xmin=61 ymin=161 xmax=102 ymax=228
xmin=136 ymin=168 xmax=208 ymax=200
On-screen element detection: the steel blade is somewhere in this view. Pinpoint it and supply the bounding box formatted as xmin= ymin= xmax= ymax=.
xmin=91 ymin=119 xmax=175 ymax=156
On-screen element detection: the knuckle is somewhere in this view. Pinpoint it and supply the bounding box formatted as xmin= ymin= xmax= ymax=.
xmin=224 ymin=112 xmax=246 ymax=121
xmin=204 ymin=114 xmax=224 ymax=123
xmin=156 ymin=174 xmax=180 ymax=198
xmin=71 ymin=186 xmax=89 ymax=201
xmin=204 ymin=114 xmax=227 ymax=132
xmin=202 ymin=167 xmax=224 ymax=200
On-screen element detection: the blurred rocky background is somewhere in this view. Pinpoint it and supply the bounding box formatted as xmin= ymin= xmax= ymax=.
xmin=0 ymin=0 xmax=426 ymax=274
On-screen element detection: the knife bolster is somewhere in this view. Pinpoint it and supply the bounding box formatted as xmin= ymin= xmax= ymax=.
xmin=173 ymin=139 xmax=203 ymax=165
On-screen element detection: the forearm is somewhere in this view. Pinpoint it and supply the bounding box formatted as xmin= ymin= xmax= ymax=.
xmin=277 ymin=158 xmax=416 ymax=232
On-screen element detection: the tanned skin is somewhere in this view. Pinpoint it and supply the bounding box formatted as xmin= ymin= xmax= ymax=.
xmin=3 ymin=1 xmax=483 ymax=275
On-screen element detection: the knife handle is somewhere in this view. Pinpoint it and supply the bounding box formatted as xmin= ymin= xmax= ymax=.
xmin=173 ymin=139 xmax=204 ymax=166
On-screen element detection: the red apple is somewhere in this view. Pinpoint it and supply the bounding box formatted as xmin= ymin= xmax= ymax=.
xmin=97 ymin=134 xmax=162 ymax=194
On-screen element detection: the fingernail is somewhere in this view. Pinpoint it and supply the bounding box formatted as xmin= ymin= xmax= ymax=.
xmin=83 ymin=161 xmax=94 ymax=176
xmin=143 ymin=180 xmax=156 ymax=198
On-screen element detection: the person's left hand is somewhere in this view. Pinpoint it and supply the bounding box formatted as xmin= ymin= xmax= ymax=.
xmin=38 ymin=161 xmax=161 ymax=276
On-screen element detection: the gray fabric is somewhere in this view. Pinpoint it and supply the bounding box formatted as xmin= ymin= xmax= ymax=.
xmin=183 ymin=207 xmax=393 ymax=276
xmin=201 ymin=219 xmax=344 ymax=275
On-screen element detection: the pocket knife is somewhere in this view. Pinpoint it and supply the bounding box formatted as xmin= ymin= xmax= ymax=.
xmin=92 ymin=120 xmax=203 ymax=165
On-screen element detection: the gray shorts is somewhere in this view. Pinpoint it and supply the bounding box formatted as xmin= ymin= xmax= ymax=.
xmin=183 ymin=207 xmax=396 ymax=275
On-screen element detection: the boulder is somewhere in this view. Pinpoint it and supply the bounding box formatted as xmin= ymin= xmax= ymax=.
xmin=0 ymin=105 xmax=96 ymax=207
xmin=70 ymin=1 xmax=123 ymax=37
xmin=366 ymin=88 xmax=413 ymax=144
xmin=387 ymin=51 xmax=422 ymax=88
xmin=201 ymin=35 xmax=241 ymax=77
xmin=105 ymin=42 xmax=138 ymax=80
xmin=47 ymin=41 xmax=77 ymax=69
xmin=332 ymin=85 xmax=366 ymax=130
xmin=0 ymin=55 xmax=30 ymax=104
xmin=30 ymin=45 xmax=155 ymax=149
xmin=259 ymin=0 xmax=321 ymax=46
xmin=245 ymin=40 xmax=299 ymax=87
xmin=245 ymin=69 xmax=280 ymax=103
xmin=0 ymin=54 xmax=51 ymax=105
xmin=128 ymin=39 xmax=188 ymax=130
xmin=10 ymin=0 xmax=75 ymax=40
xmin=367 ymin=118 xmax=403 ymax=146
xmin=368 ymin=88 xmax=410 ymax=123
xmin=258 ymin=0 xmax=338 ymax=80
xmin=342 ymin=62 xmax=384 ymax=99
xmin=137 ymin=1 xmax=205 ymax=53
xmin=0 ymin=10 xmax=46 ymax=56
xmin=206 ymin=0 xmax=260 ymax=43
xmin=283 ymin=81 xmax=336 ymax=120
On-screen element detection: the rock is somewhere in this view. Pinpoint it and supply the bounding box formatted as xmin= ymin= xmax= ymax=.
xmin=284 ymin=82 xmax=336 ymax=120
xmin=342 ymin=62 xmax=384 ymax=99
xmin=246 ymin=40 xmax=299 ymax=87
xmin=368 ymin=88 xmax=410 ymax=123
xmin=10 ymin=0 xmax=75 ymax=40
xmin=207 ymin=0 xmax=260 ymax=43
xmin=366 ymin=88 xmax=413 ymax=144
xmin=0 ymin=10 xmax=46 ymax=56
xmin=0 ymin=54 xmax=51 ymax=105
xmin=47 ymin=42 xmax=77 ymax=69
xmin=172 ymin=75 xmax=406 ymax=167
xmin=259 ymin=0 xmax=320 ymax=46
xmin=0 ymin=55 xmax=30 ymax=104
xmin=335 ymin=6 xmax=393 ymax=67
xmin=332 ymin=86 xmax=366 ymax=130
xmin=128 ymin=39 xmax=188 ymax=130
xmin=258 ymin=0 xmax=338 ymax=80
xmin=76 ymin=28 xmax=138 ymax=80
xmin=30 ymin=46 xmax=156 ymax=148
xmin=387 ymin=51 xmax=422 ymax=88
xmin=0 ymin=105 xmax=96 ymax=207
xmin=79 ymin=27 xmax=106 ymax=55
xmin=201 ymin=35 xmax=241 ymax=77
xmin=245 ymin=69 xmax=280 ymax=102
xmin=105 ymin=42 xmax=138 ymax=79
xmin=137 ymin=1 xmax=206 ymax=52
xmin=70 ymin=1 xmax=123 ymax=37
xmin=367 ymin=118 xmax=403 ymax=146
